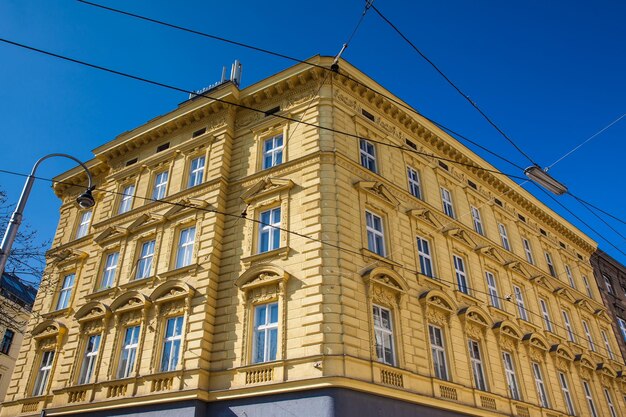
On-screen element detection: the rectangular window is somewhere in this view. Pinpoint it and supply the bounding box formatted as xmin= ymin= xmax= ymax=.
xmin=136 ymin=240 xmax=156 ymax=279
xmin=498 ymin=223 xmax=511 ymax=250
xmin=582 ymin=276 xmax=593 ymax=299
xmin=604 ymin=275 xmax=615 ymax=295
xmin=117 ymin=325 xmax=140 ymax=379
xmin=532 ymin=362 xmax=549 ymax=408
xmin=513 ymin=285 xmax=528 ymax=321
xmin=152 ymin=171 xmax=169 ymax=200
xmin=252 ymin=303 xmax=278 ymax=363
xmin=160 ymin=316 xmax=184 ymax=372
xmin=175 ymin=226 xmax=196 ymax=269
xmin=545 ymin=252 xmax=556 ymax=277
xmin=359 ymin=139 xmax=377 ymax=172
xmin=262 ymin=134 xmax=284 ymax=169
xmin=366 ymin=211 xmax=386 ymax=257
xmin=565 ymin=265 xmax=576 ymax=289
xmin=602 ymin=330 xmax=615 ymax=360
xmin=453 ymin=255 xmax=469 ymax=294
xmin=0 ymin=329 xmax=14 ymax=355
xmin=582 ymin=320 xmax=595 ymax=352
xmin=522 ymin=238 xmax=534 ymax=264
xmin=417 ymin=237 xmax=434 ymax=278
xmin=468 ymin=339 xmax=487 ymax=391
xmin=619 ymin=318 xmax=626 ymax=341
xmin=373 ymin=305 xmax=395 ymax=366
xmin=604 ymin=388 xmax=618 ymax=417
xmin=75 ymin=210 xmax=92 ymax=239
xmin=407 ymin=167 xmax=422 ymax=199
xmin=78 ymin=334 xmax=101 ymax=384
xmin=258 ymin=208 xmax=281 ymax=253
xmin=485 ymin=271 xmax=500 ymax=308
xmin=583 ymin=380 xmax=599 ymax=417
xmin=562 ymin=310 xmax=575 ymax=342
xmin=471 ymin=206 xmax=484 ymax=235
xmin=187 ymin=156 xmax=205 ymax=188
xmin=56 ymin=273 xmax=75 ymax=310
xmin=440 ymin=187 xmax=455 ymax=218
xmin=118 ymin=185 xmax=135 ymax=214
xmin=502 ymin=352 xmax=520 ymax=400
xmin=429 ymin=325 xmax=448 ymax=380
xmin=539 ymin=299 xmax=553 ymax=332
xmin=100 ymin=252 xmax=119 ymax=290
xmin=32 ymin=351 xmax=54 ymax=396
xmin=559 ymin=372 xmax=575 ymax=415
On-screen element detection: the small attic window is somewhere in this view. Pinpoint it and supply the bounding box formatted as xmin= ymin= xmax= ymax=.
xmin=559 ymin=241 xmax=566 ymax=249
xmin=265 ymin=106 xmax=280 ymax=117
xmin=405 ymin=139 xmax=417 ymax=150
xmin=467 ymin=180 xmax=477 ymax=190
xmin=494 ymin=198 xmax=503 ymax=207
xmin=361 ymin=109 xmax=375 ymax=122
xmin=156 ymin=142 xmax=170 ymax=153
xmin=438 ymin=161 xmax=449 ymax=171
xmin=540 ymin=228 xmax=547 ymax=236
xmin=518 ymin=214 xmax=526 ymax=223
xmin=577 ymin=254 xmax=584 ymax=261
xmin=192 ymin=127 xmax=206 ymax=138
xmin=126 ymin=158 xmax=138 ymax=166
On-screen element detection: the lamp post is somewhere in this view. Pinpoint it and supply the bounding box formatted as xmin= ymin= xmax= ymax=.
xmin=0 ymin=153 xmax=95 ymax=276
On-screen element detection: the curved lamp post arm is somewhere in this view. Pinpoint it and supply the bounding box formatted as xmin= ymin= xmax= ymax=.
xmin=0 ymin=153 xmax=94 ymax=276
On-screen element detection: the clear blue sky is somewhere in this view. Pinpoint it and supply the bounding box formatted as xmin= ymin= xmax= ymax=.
xmin=1 ymin=0 xmax=625 ymax=281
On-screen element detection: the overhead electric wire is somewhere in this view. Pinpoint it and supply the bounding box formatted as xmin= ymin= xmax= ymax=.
xmin=0 ymin=167 xmax=618 ymax=358
xmin=76 ymin=0 xmax=526 ymax=173
xmin=0 ymin=37 xmax=527 ymax=181
xmin=370 ymin=4 xmax=538 ymax=167
xmin=568 ymin=193 xmax=626 ymax=227
xmin=571 ymin=195 xmax=626 ymax=242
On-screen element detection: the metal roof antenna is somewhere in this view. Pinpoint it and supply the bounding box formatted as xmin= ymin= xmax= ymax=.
xmin=230 ymin=60 xmax=242 ymax=87
xmin=331 ymin=44 xmax=347 ymax=72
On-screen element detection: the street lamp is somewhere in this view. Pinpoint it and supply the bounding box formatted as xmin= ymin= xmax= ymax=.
xmin=0 ymin=153 xmax=95 ymax=276
xmin=524 ymin=165 xmax=568 ymax=196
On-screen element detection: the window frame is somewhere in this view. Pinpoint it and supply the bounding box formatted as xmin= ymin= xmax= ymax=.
xmin=513 ymin=285 xmax=528 ymax=321
xmin=565 ymin=264 xmax=576 ymax=289
xmin=453 ymin=255 xmax=469 ymax=295
xmin=0 ymin=329 xmax=14 ymax=355
xmin=582 ymin=380 xmax=599 ymax=417
xmin=601 ymin=329 xmax=615 ymax=360
xmin=502 ymin=351 xmax=521 ymax=400
xmin=559 ymin=372 xmax=576 ymax=416
xmin=485 ymin=271 xmax=500 ymax=308
xmin=160 ymin=315 xmax=184 ymax=372
xmin=416 ymin=236 xmax=434 ymax=278
xmin=539 ymin=298 xmax=553 ymax=332
xmin=604 ymin=388 xmax=618 ymax=417
xmin=372 ymin=304 xmax=396 ymax=366
xmin=99 ymin=251 xmax=119 ymax=290
xmin=582 ymin=275 xmax=593 ymax=298
xmin=75 ymin=210 xmax=92 ymax=239
xmin=407 ymin=166 xmax=422 ymax=199
xmin=531 ymin=362 xmax=549 ymax=408
xmin=251 ymin=302 xmax=279 ymax=364
xmin=522 ymin=238 xmax=534 ymax=265
xmin=135 ymin=239 xmax=156 ymax=280
xmin=365 ymin=210 xmax=386 ymax=257
xmin=187 ymin=155 xmax=206 ymax=188
xmin=152 ymin=170 xmax=169 ymax=201
xmin=175 ymin=226 xmax=196 ymax=269
xmin=604 ymin=274 xmax=615 ymax=295
xmin=78 ymin=334 xmax=101 ymax=385
xmin=56 ymin=273 xmax=75 ymax=311
xmin=468 ymin=339 xmax=487 ymax=391
xmin=262 ymin=133 xmax=284 ymax=170
xmin=118 ymin=184 xmax=136 ymax=214
xmin=428 ymin=324 xmax=449 ymax=381
xmin=545 ymin=252 xmax=556 ymax=277
xmin=258 ymin=207 xmax=281 ymax=254
xmin=359 ymin=138 xmax=377 ymax=173
xmin=117 ymin=325 xmax=141 ymax=379
xmin=32 ymin=350 xmax=55 ymax=397
xmin=582 ymin=319 xmax=595 ymax=352
xmin=440 ymin=187 xmax=455 ymax=218
xmin=471 ymin=206 xmax=484 ymax=235
xmin=618 ymin=317 xmax=626 ymax=341
xmin=562 ymin=310 xmax=576 ymax=342
xmin=498 ymin=223 xmax=511 ymax=251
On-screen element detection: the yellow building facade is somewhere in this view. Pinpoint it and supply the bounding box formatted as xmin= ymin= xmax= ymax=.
xmin=2 ymin=57 xmax=625 ymax=417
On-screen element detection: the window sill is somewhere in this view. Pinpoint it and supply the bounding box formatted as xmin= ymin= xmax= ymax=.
xmin=120 ymin=276 xmax=155 ymax=291
xmin=487 ymin=305 xmax=514 ymax=321
xmin=85 ymin=286 xmax=118 ymax=301
xmin=158 ymin=263 xmax=199 ymax=279
xmin=418 ymin=274 xmax=448 ymax=290
xmin=242 ymin=247 xmax=290 ymax=266
xmin=42 ymin=307 xmax=72 ymax=319
xmin=453 ymin=290 xmax=481 ymax=306
xmin=360 ymin=248 xmax=401 ymax=268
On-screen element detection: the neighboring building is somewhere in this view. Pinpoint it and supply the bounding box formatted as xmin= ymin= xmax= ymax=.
xmin=2 ymin=57 xmax=625 ymax=417
xmin=591 ymin=249 xmax=626 ymax=363
xmin=0 ymin=272 xmax=37 ymax=405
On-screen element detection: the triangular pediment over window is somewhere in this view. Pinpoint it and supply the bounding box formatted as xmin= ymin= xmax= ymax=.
xmin=505 ymin=261 xmax=532 ymax=278
xmin=443 ymin=227 xmax=478 ymax=248
xmin=94 ymin=226 xmax=128 ymax=246
xmin=354 ymin=181 xmax=400 ymax=208
xmin=408 ymin=208 xmax=443 ymax=229
xmin=163 ymin=197 xmax=208 ymax=219
xmin=241 ymin=178 xmax=294 ymax=204
xmin=475 ymin=245 xmax=507 ymax=265
xmin=127 ymin=213 xmax=165 ymax=233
